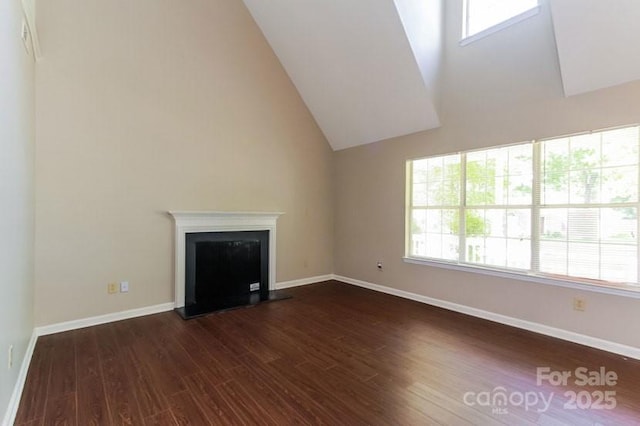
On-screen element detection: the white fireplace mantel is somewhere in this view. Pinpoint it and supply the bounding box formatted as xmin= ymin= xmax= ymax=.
xmin=168 ymin=211 xmax=284 ymax=308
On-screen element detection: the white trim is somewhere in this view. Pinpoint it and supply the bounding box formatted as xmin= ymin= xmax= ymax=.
xmin=35 ymin=302 xmax=174 ymax=336
xmin=460 ymin=5 xmax=541 ymax=47
xmin=8 ymin=274 xmax=638 ymax=425
xmin=275 ymin=274 xmax=333 ymax=289
xmin=32 ymin=271 xmax=330 ymax=336
xmin=333 ymin=274 xmax=640 ymax=360
xmin=0 ymin=276 xmax=315 ymax=425
xmin=33 ymin=269 xmax=329 ymax=337
xmin=2 ymin=331 xmax=37 ymax=426
xmin=168 ymin=211 xmax=284 ymax=309
xmin=402 ymin=257 xmax=640 ymax=299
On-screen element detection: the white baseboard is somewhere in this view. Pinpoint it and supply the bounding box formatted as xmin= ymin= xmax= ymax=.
xmin=35 ymin=302 xmax=175 ymax=337
xmin=4 ymin=275 xmax=333 ymax=425
xmin=13 ymin=273 xmax=636 ymax=426
xmin=275 ymin=274 xmax=333 ymax=289
xmin=36 ymin=272 xmax=335 ymax=336
xmin=334 ymin=275 xmax=640 ymax=360
xmin=35 ymin=272 xmax=335 ymax=336
xmin=2 ymin=330 xmax=38 ymax=426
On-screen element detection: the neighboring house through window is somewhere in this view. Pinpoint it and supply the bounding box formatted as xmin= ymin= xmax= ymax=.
xmin=406 ymin=124 xmax=640 ymax=292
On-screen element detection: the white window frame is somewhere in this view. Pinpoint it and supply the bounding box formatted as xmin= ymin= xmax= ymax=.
xmin=405 ymin=125 xmax=640 ymax=299
xmin=460 ymin=0 xmax=541 ymax=46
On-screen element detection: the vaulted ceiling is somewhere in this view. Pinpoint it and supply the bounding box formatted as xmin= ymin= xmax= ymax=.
xmin=242 ymin=0 xmax=442 ymax=151
xmin=549 ymin=0 xmax=640 ymax=97
xmin=243 ymin=0 xmax=640 ymax=151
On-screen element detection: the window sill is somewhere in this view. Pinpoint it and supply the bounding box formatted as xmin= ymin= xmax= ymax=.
xmin=460 ymin=5 xmax=541 ymax=47
xmin=402 ymin=256 xmax=640 ymax=299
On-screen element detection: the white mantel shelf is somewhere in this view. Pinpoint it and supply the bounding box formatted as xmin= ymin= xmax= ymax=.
xmin=168 ymin=211 xmax=284 ymax=309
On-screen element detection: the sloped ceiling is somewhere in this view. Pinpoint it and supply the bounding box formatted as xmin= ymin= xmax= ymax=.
xmin=242 ymin=0 xmax=442 ymax=151
xmin=242 ymin=0 xmax=640 ymax=148
xmin=550 ymin=0 xmax=640 ymax=97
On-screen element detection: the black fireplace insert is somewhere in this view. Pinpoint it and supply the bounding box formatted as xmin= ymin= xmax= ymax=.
xmin=176 ymin=230 xmax=288 ymax=319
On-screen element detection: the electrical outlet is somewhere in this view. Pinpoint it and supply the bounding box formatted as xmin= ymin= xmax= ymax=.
xmin=8 ymin=345 xmax=13 ymax=369
xmin=120 ymin=281 xmax=129 ymax=293
xmin=573 ymin=298 xmax=586 ymax=312
xmin=107 ymin=283 xmax=118 ymax=294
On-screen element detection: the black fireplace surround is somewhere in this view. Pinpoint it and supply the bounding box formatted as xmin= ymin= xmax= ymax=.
xmin=176 ymin=230 xmax=288 ymax=319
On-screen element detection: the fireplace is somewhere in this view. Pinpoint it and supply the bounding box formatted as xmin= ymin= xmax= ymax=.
xmin=169 ymin=211 xmax=289 ymax=318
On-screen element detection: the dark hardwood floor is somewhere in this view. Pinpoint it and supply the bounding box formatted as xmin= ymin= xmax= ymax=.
xmin=14 ymin=280 xmax=640 ymax=425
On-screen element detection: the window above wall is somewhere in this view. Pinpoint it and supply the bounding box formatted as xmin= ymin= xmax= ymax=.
xmin=406 ymin=124 xmax=640 ymax=297
xmin=461 ymin=0 xmax=540 ymax=46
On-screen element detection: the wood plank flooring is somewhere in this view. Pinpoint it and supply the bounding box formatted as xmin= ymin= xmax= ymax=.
xmin=14 ymin=280 xmax=640 ymax=425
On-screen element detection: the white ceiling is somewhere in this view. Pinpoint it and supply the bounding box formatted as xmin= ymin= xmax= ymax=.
xmin=242 ymin=0 xmax=442 ymax=151
xmin=242 ymin=0 xmax=640 ymax=149
xmin=550 ymin=0 xmax=640 ymax=97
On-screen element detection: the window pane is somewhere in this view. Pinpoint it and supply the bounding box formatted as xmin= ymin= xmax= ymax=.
xmin=427 ymin=179 xmax=460 ymax=206
xmin=466 ymin=0 xmax=538 ymax=37
xmin=507 ymin=238 xmax=530 ymax=270
xmin=568 ymin=243 xmax=599 ymax=280
xmin=601 ymin=208 xmax=636 ymax=243
xmin=539 ymin=208 xmax=600 ymax=276
xmin=413 ymin=159 xmax=428 ymax=184
xmin=424 ymin=209 xmax=441 ymax=233
xmin=410 ymin=209 xmax=427 ymax=257
xmin=601 ymin=166 xmax=638 ymax=204
xmin=466 ymin=151 xmax=493 ymax=206
xmin=540 ymin=241 xmax=567 ymax=275
xmin=542 ymin=129 xmax=639 ymax=206
xmin=467 ymin=144 xmax=532 ymax=206
xmin=508 ymin=174 xmax=533 ymax=205
xmin=464 ymin=208 xmax=530 ymax=268
xmin=569 ymin=131 xmax=603 ymax=205
xmin=539 ymin=207 xmax=638 ymax=282
xmin=600 ymin=207 xmax=637 ymax=283
xmin=409 ymin=210 xmax=427 ymax=256
xmin=507 ymin=209 xmax=532 ymax=269
xmin=440 ymin=235 xmax=460 ymax=261
xmin=543 ymin=134 xmax=604 ymax=205
xmin=569 ymin=169 xmax=601 ymax=204
xmin=410 ymin=154 xmax=462 ymax=262
xmin=410 ymin=209 xmax=459 ymax=261
xmin=570 ymin=133 xmax=600 ymax=167
xmin=412 ymin=183 xmax=427 ymax=206
xmin=601 ymin=245 xmax=637 ymax=283
xmin=540 ymin=208 xmax=567 ymax=240
xmin=568 ymin=208 xmax=599 ymax=243
xmin=601 ymin=127 xmax=639 ymax=167
xmin=541 ymin=138 xmax=570 ymax=205
xmin=414 ymin=154 xmax=461 ymax=207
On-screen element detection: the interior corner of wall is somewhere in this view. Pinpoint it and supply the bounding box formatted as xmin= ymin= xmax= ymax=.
xmin=20 ymin=0 xmax=41 ymax=60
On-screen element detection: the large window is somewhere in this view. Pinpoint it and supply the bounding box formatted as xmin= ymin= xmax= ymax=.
xmin=462 ymin=0 xmax=540 ymax=42
xmin=407 ymin=125 xmax=640 ymax=290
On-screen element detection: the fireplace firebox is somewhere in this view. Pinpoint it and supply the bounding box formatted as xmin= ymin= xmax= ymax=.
xmin=169 ymin=211 xmax=289 ymax=319
xmin=183 ymin=230 xmax=268 ymax=316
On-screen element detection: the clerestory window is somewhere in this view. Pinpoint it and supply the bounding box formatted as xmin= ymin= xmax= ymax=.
xmin=462 ymin=0 xmax=540 ymax=45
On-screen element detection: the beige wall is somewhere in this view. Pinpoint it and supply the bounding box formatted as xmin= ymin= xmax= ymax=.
xmin=32 ymin=0 xmax=640 ymax=350
xmin=0 ymin=0 xmax=35 ymax=420
xmin=34 ymin=0 xmax=334 ymax=325
xmin=334 ymin=0 xmax=640 ymax=347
